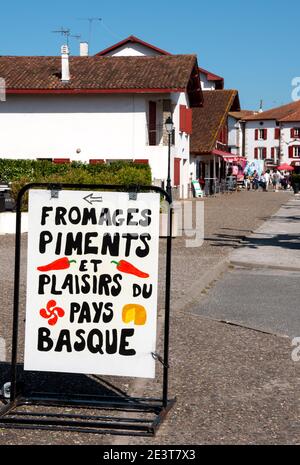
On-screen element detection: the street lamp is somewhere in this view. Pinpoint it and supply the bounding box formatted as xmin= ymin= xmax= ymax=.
xmin=165 ymin=116 xmax=174 ymax=198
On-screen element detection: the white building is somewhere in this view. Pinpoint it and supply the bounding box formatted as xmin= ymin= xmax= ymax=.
xmin=0 ymin=47 xmax=202 ymax=198
xmin=241 ymin=100 xmax=300 ymax=170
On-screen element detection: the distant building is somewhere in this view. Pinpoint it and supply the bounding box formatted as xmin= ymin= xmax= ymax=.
xmin=190 ymin=90 xmax=242 ymax=192
xmin=242 ymin=100 xmax=300 ymax=169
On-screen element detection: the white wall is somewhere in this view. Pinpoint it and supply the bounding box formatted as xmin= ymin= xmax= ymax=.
xmin=0 ymin=92 xmax=192 ymax=197
xmin=227 ymin=116 xmax=239 ymax=153
xmin=245 ymin=119 xmax=279 ymax=162
xmin=200 ymin=72 xmax=215 ymax=90
xmin=104 ymin=43 xmax=162 ymax=57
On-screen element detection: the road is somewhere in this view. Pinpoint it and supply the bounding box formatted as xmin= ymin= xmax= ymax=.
xmin=191 ymin=266 xmax=300 ymax=338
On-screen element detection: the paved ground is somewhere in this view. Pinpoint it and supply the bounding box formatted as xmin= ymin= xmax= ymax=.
xmin=230 ymin=197 xmax=300 ymax=271
xmin=191 ymin=266 xmax=300 ymax=337
xmin=1 ymin=189 xmax=300 ymax=444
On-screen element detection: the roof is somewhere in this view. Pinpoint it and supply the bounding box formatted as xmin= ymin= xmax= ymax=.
xmin=229 ymin=110 xmax=255 ymax=120
xmin=0 ymin=55 xmax=202 ymax=104
xmin=95 ymin=35 xmax=171 ymax=57
xmin=191 ymin=90 xmax=240 ymax=154
xmin=95 ymin=36 xmax=224 ymax=88
xmin=243 ymin=100 xmax=300 ymax=121
xmin=198 ymin=66 xmax=223 ymax=82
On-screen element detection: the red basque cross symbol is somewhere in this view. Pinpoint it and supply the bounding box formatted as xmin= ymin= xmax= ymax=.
xmin=40 ymin=300 xmax=65 ymax=326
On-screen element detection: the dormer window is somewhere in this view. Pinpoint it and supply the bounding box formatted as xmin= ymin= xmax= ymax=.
xmin=291 ymin=128 xmax=300 ymax=138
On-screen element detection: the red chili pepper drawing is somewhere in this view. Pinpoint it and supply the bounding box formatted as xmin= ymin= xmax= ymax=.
xmin=111 ymin=260 xmax=149 ymax=278
xmin=39 ymin=299 xmax=65 ymax=326
xmin=37 ymin=257 xmax=76 ymax=272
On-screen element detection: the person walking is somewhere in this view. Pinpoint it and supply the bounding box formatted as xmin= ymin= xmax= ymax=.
xmin=272 ymin=169 xmax=281 ymax=192
xmin=264 ymin=169 xmax=271 ymax=191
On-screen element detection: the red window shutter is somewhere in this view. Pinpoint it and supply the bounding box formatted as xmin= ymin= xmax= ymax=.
xmin=274 ymin=128 xmax=280 ymax=139
xmin=53 ymin=158 xmax=70 ymax=164
xmin=185 ymin=108 xmax=192 ymax=134
xmin=291 ymin=128 xmax=295 ymax=138
xmin=271 ymin=148 xmax=275 ymax=158
xmin=263 ymin=147 xmax=267 ymax=159
xmin=179 ymin=105 xmax=186 ymax=133
xmin=255 ymin=129 xmax=258 ymax=140
xmin=264 ymin=129 xmax=267 ymax=140
xmin=89 ymin=159 xmax=105 ymax=164
xmin=148 ymin=101 xmax=156 ymax=146
xmin=173 ymin=158 xmax=181 ymax=186
xmin=134 ymin=159 xmax=149 ymax=164
xmin=254 ymin=148 xmax=258 ymax=159
xmin=289 ymin=146 xmax=294 ymax=158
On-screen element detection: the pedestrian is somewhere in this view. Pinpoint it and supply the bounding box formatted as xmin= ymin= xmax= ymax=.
xmin=264 ymin=169 xmax=271 ymax=191
xmin=259 ymin=172 xmax=267 ymax=191
xmin=244 ymin=174 xmax=250 ymax=191
xmin=272 ymin=169 xmax=281 ymax=192
xmin=252 ymin=171 xmax=259 ymax=190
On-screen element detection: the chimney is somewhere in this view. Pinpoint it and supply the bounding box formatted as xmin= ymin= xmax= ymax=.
xmin=61 ymin=45 xmax=70 ymax=82
xmin=80 ymin=42 xmax=89 ymax=57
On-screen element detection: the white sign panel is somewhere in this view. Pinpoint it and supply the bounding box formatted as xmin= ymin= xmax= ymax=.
xmin=24 ymin=190 xmax=160 ymax=378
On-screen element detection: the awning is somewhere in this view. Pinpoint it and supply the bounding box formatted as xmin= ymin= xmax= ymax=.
xmin=212 ymin=149 xmax=246 ymax=163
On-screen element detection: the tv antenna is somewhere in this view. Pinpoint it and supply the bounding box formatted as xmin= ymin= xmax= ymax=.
xmin=77 ymin=17 xmax=102 ymax=48
xmin=52 ymin=27 xmax=71 ymax=45
xmin=70 ymin=34 xmax=82 ymax=41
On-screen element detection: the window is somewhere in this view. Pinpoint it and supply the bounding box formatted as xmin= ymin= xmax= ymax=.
xmin=292 ymin=146 xmax=300 ymax=158
xmin=254 ymin=147 xmax=267 ymax=159
xmin=148 ymin=101 xmax=157 ymax=146
xmin=255 ymin=128 xmax=267 ymax=140
xmin=271 ymin=147 xmax=279 ymax=160
xmin=293 ymin=128 xmax=300 ymax=138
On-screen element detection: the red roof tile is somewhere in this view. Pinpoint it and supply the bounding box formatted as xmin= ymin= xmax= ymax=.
xmin=243 ymin=100 xmax=300 ymax=121
xmin=0 ymin=55 xmax=200 ymax=99
xmin=191 ymin=90 xmax=240 ymax=154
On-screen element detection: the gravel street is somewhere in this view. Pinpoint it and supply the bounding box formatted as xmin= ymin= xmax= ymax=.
xmin=1 ymin=189 xmax=300 ymax=445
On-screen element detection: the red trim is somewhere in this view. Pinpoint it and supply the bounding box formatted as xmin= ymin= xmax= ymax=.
xmin=134 ymin=159 xmax=149 ymax=164
xmin=185 ymin=108 xmax=192 ymax=135
xmin=6 ymin=87 xmax=185 ymax=95
xmin=198 ymin=67 xmax=224 ymax=82
xmin=89 ymin=159 xmax=105 ymax=164
xmin=53 ymin=158 xmax=70 ymax=164
xmin=174 ymin=157 xmax=181 ymax=186
xmin=95 ymin=35 xmax=171 ymax=57
xmin=179 ymin=105 xmax=186 ymax=133
xmin=274 ymin=128 xmax=280 ymax=139
xmin=212 ymin=149 xmax=239 ymax=158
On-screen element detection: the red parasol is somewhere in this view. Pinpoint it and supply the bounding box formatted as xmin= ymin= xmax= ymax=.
xmin=276 ymin=163 xmax=294 ymax=171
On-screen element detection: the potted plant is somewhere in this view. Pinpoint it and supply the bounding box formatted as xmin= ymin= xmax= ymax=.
xmin=291 ymin=174 xmax=300 ymax=194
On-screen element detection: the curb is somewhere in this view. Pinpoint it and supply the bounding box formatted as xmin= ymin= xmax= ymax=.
xmin=173 ymin=257 xmax=230 ymax=313
xmin=229 ymin=260 xmax=300 ymax=273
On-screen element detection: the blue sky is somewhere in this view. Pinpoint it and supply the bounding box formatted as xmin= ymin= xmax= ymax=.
xmin=0 ymin=0 xmax=298 ymax=110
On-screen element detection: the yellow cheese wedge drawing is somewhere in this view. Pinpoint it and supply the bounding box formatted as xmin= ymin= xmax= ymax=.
xmin=122 ymin=304 xmax=147 ymax=326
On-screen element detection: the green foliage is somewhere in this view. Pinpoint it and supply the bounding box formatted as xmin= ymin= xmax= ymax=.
xmin=0 ymin=159 xmax=152 ymax=210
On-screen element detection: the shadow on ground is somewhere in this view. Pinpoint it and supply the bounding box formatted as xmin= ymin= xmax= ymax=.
xmin=0 ymin=362 xmax=128 ymax=399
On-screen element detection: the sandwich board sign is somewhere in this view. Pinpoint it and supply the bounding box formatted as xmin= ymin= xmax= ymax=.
xmin=24 ymin=189 xmax=160 ymax=379
xmin=192 ymin=180 xmax=203 ymax=198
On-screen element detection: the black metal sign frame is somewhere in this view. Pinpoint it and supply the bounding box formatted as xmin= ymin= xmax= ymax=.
xmin=0 ymin=182 xmax=175 ymax=436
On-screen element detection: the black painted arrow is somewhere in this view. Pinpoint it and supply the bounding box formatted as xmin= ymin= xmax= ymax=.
xmin=83 ymin=193 xmax=103 ymax=205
